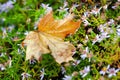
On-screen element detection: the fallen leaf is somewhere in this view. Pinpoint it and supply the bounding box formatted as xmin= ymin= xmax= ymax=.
xmin=23 ymin=11 xmax=81 ymax=64
xmin=23 ymin=31 xmax=50 ymax=61
xmin=40 ymin=32 xmax=76 ymax=64
xmin=38 ymin=11 xmax=81 ymax=39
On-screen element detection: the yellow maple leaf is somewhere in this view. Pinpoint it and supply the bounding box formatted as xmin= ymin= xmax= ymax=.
xmin=38 ymin=11 xmax=81 ymax=39
xmin=22 ymin=11 xmax=81 ymax=64
xmin=22 ymin=31 xmax=50 ymax=61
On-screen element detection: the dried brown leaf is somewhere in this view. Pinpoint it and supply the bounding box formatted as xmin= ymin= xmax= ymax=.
xmin=23 ymin=11 xmax=81 ymax=64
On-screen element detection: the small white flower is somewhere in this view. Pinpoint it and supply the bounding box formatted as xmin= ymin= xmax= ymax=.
xmin=80 ymin=47 xmax=93 ymax=62
xmin=61 ymin=66 xmax=66 ymax=74
xmin=24 ymin=31 xmax=29 ymax=35
xmin=82 ymin=19 xmax=90 ymax=26
xmin=63 ymin=0 xmax=68 ymax=8
xmin=8 ymin=25 xmax=15 ymax=32
xmin=85 ymin=47 xmax=89 ymax=53
xmin=84 ymin=11 xmax=90 ymax=18
xmin=72 ymin=60 xmax=80 ymax=66
xmin=100 ymin=65 xmax=110 ymax=75
xmin=26 ymin=18 xmax=31 ymax=24
xmin=1 ymin=27 xmax=7 ymax=38
xmin=107 ymin=19 xmax=114 ymax=25
xmin=84 ymin=35 xmax=89 ymax=43
xmin=0 ymin=53 xmax=5 ymax=57
xmin=102 ymin=4 xmax=108 ymax=10
xmin=90 ymin=6 xmax=102 ymax=16
xmin=100 ymin=32 xmax=110 ymax=39
xmin=98 ymin=24 xmax=104 ymax=32
xmin=111 ymin=1 xmax=120 ymax=9
xmin=81 ymin=11 xmax=90 ymax=22
xmin=57 ymin=7 xmax=69 ymax=12
xmin=0 ymin=64 xmax=6 ymax=71
xmin=111 ymin=6 xmax=117 ymax=9
xmin=81 ymin=15 xmax=87 ymax=21
xmin=80 ymin=47 xmax=89 ymax=60
xmin=107 ymin=68 xmax=119 ymax=78
xmin=41 ymin=3 xmax=49 ymax=9
xmin=80 ymin=66 xmax=90 ymax=78
xmin=100 ymin=70 xmax=106 ymax=75
xmin=29 ymin=58 xmax=36 ymax=64
xmin=72 ymin=4 xmax=79 ymax=8
xmin=63 ymin=75 xmax=72 ymax=80
xmin=77 ymin=44 xmax=82 ymax=48
xmin=92 ymin=34 xmax=102 ymax=45
xmin=70 ymin=4 xmax=79 ymax=12
xmin=80 ymin=54 xmax=87 ymax=60
xmin=0 ymin=1 xmax=14 ymax=13
xmin=21 ymin=72 xmax=32 ymax=80
xmin=40 ymin=68 xmax=46 ymax=80
xmin=117 ymin=25 xmax=120 ymax=28
xmin=57 ymin=1 xmax=69 ymax=12
xmin=93 ymin=32 xmax=110 ymax=44
xmin=41 ymin=3 xmax=52 ymax=12
xmin=98 ymin=23 xmax=113 ymax=34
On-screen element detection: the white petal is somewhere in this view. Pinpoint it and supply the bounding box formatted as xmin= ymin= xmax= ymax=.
xmin=108 ymin=74 xmax=113 ymax=78
xmin=115 ymin=69 xmax=119 ymax=73
xmin=100 ymin=71 xmax=105 ymax=75
xmin=82 ymin=73 xmax=88 ymax=78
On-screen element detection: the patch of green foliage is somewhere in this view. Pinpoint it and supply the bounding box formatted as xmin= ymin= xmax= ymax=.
xmin=0 ymin=0 xmax=120 ymax=80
